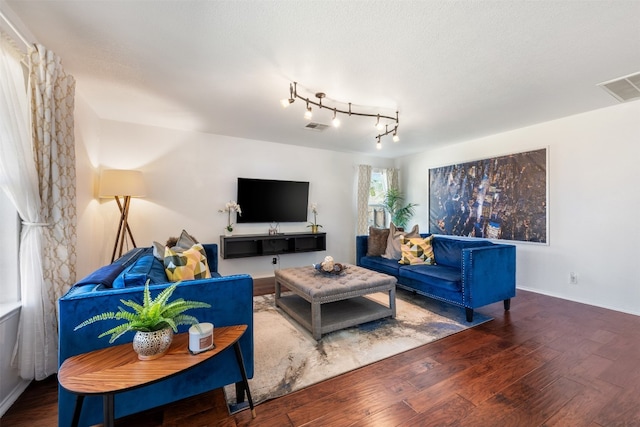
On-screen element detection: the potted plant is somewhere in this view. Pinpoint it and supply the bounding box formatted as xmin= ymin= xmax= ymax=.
xmin=307 ymin=203 xmax=322 ymax=233
xmin=74 ymin=281 xmax=211 ymax=360
xmin=219 ymin=201 xmax=241 ymax=235
xmin=383 ymin=188 xmax=418 ymax=229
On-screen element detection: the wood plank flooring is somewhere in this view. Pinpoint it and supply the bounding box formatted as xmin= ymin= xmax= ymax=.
xmin=3 ymin=282 xmax=640 ymax=426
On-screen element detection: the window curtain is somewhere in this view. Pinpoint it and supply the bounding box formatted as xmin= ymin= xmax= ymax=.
xmin=0 ymin=38 xmax=77 ymax=380
xmin=356 ymin=164 xmax=372 ymax=235
xmin=386 ymin=167 xmax=398 ymax=193
xmin=0 ymin=32 xmax=49 ymax=380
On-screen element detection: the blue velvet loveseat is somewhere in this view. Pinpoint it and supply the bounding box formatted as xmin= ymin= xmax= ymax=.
xmin=57 ymin=243 xmax=253 ymax=427
xmin=356 ymin=234 xmax=516 ymax=321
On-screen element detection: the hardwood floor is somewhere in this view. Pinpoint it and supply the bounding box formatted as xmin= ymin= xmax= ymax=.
xmin=3 ymin=283 xmax=640 ymax=426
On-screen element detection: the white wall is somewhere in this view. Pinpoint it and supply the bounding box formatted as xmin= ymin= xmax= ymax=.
xmin=74 ymin=94 xmax=395 ymax=280
xmin=397 ymin=101 xmax=640 ymax=315
xmin=75 ymin=96 xmax=639 ymax=315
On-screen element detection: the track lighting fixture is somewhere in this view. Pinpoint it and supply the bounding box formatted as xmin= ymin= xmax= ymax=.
xmin=282 ymin=81 xmax=399 ymax=149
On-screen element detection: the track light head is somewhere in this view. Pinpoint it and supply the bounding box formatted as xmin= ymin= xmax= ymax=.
xmin=332 ymin=109 xmax=340 ymax=127
xmin=304 ymin=100 xmax=312 ymax=120
xmin=280 ymin=98 xmax=294 ymax=108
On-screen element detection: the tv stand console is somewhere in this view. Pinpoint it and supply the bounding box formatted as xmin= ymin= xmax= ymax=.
xmin=220 ymin=232 xmax=326 ymax=259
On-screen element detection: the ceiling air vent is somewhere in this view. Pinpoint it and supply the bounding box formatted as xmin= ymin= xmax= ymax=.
xmin=304 ymin=122 xmax=329 ymax=132
xmin=597 ymin=72 xmax=640 ymax=102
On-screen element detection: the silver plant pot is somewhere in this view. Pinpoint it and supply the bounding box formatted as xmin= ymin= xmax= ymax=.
xmin=132 ymin=328 xmax=174 ymax=360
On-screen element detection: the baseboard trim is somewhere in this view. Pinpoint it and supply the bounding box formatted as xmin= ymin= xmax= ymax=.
xmin=0 ymin=379 xmax=31 ymax=418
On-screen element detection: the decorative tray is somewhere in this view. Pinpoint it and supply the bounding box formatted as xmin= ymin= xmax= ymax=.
xmin=313 ymin=256 xmax=347 ymax=275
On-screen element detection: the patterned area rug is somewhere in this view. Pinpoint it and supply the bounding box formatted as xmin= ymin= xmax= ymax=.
xmin=225 ymin=288 xmax=492 ymax=408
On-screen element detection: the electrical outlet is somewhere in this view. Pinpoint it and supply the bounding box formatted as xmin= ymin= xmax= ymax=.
xmin=569 ymin=272 xmax=578 ymax=284
xmin=272 ymin=257 xmax=277 ymax=265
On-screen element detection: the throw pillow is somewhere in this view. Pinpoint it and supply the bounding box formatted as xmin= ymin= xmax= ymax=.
xmin=176 ymin=229 xmax=199 ymax=249
xmin=399 ymin=235 xmax=436 ymax=265
xmin=382 ymin=223 xmax=420 ymax=260
xmin=154 ymin=230 xmax=200 ymax=261
xmin=366 ymin=227 xmax=390 ymax=256
xmin=152 ymin=241 xmax=166 ymax=261
xmin=164 ymin=243 xmax=212 ymax=282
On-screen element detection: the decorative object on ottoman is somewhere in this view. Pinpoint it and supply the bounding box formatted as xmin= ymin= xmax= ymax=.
xmin=307 ymin=202 xmax=322 ymax=233
xmin=74 ymin=281 xmax=211 ymax=360
xmin=313 ymin=255 xmax=346 ymax=275
xmin=219 ymin=200 xmax=242 ymax=235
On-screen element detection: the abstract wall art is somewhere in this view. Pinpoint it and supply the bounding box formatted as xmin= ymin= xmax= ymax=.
xmin=429 ymin=148 xmax=547 ymax=243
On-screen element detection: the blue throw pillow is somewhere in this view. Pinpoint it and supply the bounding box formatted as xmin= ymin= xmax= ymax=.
xmin=113 ymin=255 xmax=168 ymax=289
xmin=75 ymin=263 xmax=125 ymax=288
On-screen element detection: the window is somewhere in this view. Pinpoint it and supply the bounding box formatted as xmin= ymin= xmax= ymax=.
xmin=368 ymin=169 xmax=388 ymax=228
xmin=0 ymin=189 xmax=20 ymax=304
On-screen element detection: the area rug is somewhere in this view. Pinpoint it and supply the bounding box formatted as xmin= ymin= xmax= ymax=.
xmin=225 ymin=288 xmax=492 ymax=408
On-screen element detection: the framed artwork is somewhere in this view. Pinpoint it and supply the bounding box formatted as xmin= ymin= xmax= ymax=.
xmin=429 ymin=148 xmax=547 ymax=243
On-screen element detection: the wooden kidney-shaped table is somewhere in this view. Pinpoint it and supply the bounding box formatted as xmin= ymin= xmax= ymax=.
xmin=58 ymin=325 xmax=255 ymax=427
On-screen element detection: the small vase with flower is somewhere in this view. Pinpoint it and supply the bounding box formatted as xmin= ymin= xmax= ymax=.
xmin=219 ymin=201 xmax=241 ymax=236
xmin=307 ymin=203 xmax=322 ymax=233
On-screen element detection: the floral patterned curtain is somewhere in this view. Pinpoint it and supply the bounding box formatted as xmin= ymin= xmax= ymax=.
xmin=386 ymin=167 xmax=398 ymax=193
xmin=356 ymin=164 xmax=372 ymax=235
xmin=11 ymin=43 xmax=77 ymax=380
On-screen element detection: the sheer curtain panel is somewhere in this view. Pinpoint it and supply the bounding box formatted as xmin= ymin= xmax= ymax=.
xmin=0 ymin=32 xmax=51 ymax=380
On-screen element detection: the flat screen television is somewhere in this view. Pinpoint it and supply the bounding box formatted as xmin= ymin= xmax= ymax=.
xmin=236 ymin=178 xmax=309 ymax=223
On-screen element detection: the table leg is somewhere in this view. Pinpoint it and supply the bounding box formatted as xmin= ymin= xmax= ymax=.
xmin=233 ymin=342 xmax=256 ymax=418
xmin=70 ymin=395 xmax=84 ymax=427
xmin=275 ymin=279 xmax=281 ymax=306
xmin=311 ymin=301 xmax=321 ymax=340
xmin=103 ymin=394 xmax=115 ymax=427
xmin=389 ymin=286 xmax=397 ymax=318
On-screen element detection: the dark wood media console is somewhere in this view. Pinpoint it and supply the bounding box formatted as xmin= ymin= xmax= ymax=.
xmin=220 ymin=232 xmax=326 ymax=259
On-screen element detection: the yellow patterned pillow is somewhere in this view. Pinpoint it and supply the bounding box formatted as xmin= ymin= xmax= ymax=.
xmin=164 ymin=243 xmax=212 ymax=282
xmin=399 ymin=236 xmax=436 ymax=265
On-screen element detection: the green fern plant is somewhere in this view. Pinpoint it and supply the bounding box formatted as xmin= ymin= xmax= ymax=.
xmin=74 ymin=281 xmax=211 ymax=343
xmin=384 ymin=188 xmax=418 ymax=229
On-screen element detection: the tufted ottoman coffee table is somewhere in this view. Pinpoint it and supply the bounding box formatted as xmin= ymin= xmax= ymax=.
xmin=274 ymin=264 xmax=397 ymax=340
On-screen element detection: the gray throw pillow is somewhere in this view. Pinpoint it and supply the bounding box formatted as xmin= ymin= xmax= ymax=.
xmin=382 ymin=223 xmax=420 ymax=260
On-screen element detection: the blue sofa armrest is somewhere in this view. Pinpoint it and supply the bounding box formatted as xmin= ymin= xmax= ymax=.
xmin=356 ymin=235 xmax=368 ymax=265
xmin=202 ymin=243 xmax=218 ymax=273
xmin=462 ymin=244 xmax=516 ymax=308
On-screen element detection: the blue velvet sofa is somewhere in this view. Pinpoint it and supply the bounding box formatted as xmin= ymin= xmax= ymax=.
xmin=57 ymin=243 xmax=253 ymax=427
xmin=356 ymin=234 xmax=516 ymax=321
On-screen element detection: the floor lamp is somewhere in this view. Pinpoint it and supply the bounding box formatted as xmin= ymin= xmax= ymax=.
xmin=99 ymin=169 xmax=146 ymax=263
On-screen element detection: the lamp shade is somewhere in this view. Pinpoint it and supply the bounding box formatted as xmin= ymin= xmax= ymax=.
xmin=99 ymin=169 xmax=146 ymax=198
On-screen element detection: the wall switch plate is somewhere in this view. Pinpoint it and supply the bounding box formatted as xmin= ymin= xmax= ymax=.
xmin=569 ymin=272 xmax=578 ymax=284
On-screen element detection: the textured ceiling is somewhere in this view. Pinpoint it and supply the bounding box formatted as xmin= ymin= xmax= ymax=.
xmin=4 ymin=0 xmax=640 ymax=158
